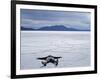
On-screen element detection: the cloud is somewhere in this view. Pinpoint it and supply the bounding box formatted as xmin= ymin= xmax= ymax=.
xmin=21 ymin=9 xmax=90 ymax=30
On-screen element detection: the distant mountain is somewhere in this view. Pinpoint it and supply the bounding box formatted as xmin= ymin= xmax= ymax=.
xmin=37 ymin=25 xmax=79 ymax=31
xmin=21 ymin=25 xmax=90 ymax=31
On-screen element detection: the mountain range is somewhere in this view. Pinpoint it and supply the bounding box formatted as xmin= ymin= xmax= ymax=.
xmin=21 ymin=25 xmax=90 ymax=31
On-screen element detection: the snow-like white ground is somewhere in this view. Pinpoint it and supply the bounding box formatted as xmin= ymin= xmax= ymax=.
xmin=20 ymin=31 xmax=91 ymax=70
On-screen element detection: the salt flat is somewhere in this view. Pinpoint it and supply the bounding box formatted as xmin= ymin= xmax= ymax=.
xmin=20 ymin=31 xmax=90 ymax=70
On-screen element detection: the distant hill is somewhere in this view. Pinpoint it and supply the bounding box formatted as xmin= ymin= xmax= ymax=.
xmin=21 ymin=25 xmax=90 ymax=31
xmin=37 ymin=25 xmax=79 ymax=31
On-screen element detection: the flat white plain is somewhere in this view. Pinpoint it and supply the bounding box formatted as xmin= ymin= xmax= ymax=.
xmin=20 ymin=31 xmax=90 ymax=70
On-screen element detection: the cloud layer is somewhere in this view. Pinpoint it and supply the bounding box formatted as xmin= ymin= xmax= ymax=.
xmin=21 ymin=9 xmax=91 ymax=30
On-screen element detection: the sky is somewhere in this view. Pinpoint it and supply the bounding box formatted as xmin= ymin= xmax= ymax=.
xmin=20 ymin=9 xmax=91 ymax=30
